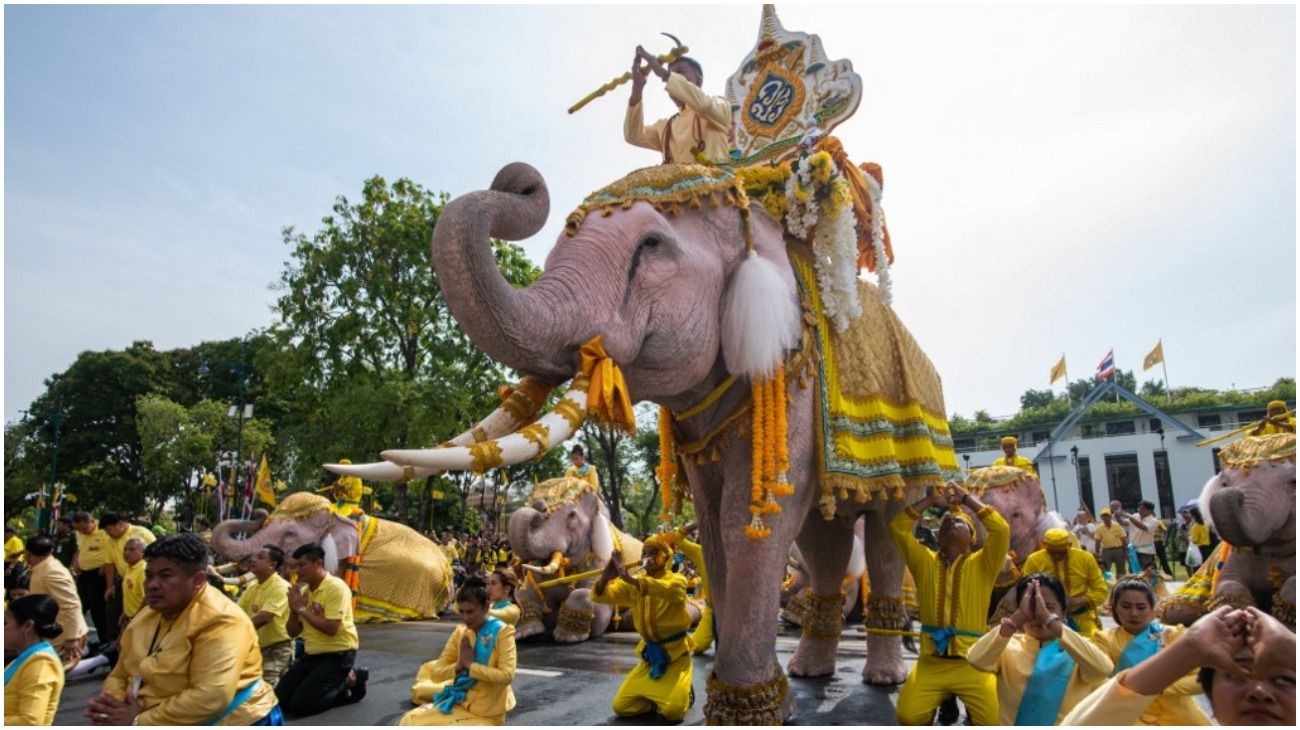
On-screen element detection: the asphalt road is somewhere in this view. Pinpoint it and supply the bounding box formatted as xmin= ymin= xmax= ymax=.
xmin=54 ymin=619 xmax=909 ymax=726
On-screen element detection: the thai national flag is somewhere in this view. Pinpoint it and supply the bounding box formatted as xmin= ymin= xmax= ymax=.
xmin=1095 ymin=349 xmax=1116 ymax=381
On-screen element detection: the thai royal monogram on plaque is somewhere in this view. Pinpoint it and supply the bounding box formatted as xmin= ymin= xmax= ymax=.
xmin=725 ymin=5 xmax=863 ymax=166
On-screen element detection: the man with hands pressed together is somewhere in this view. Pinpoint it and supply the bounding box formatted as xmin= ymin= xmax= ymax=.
xmin=1019 ymin=528 xmax=1109 ymax=637
xmin=592 ymin=533 xmax=695 ymax=723
xmin=967 ymin=574 xmax=1113 ymax=725
xmin=274 ymin=543 xmax=368 ymax=718
xmin=890 ymin=482 xmax=1009 ymax=725
xmin=624 ymin=45 xmax=731 ymax=165
xmin=237 ymin=546 xmax=293 ymax=688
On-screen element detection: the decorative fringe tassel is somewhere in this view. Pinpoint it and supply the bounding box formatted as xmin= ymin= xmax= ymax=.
xmin=657 ymin=406 xmax=679 ymax=521
xmin=746 ymin=367 xmax=794 ymax=540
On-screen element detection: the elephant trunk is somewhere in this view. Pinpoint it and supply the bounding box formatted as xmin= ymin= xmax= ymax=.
xmin=1208 ymin=486 xmax=1280 ymax=547
xmin=431 ymin=163 xmax=577 ymax=382
xmin=211 ymin=515 xmax=268 ymax=561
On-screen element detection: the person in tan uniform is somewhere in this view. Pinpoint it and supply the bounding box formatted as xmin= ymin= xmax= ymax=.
xmin=625 ymin=46 xmax=731 ymax=165
xmin=24 ymin=535 xmax=88 ymax=671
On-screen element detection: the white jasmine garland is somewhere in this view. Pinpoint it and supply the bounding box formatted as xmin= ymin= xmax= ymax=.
xmin=865 ymin=173 xmax=892 ymax=306
xmin=813 ymin=192 xmax=861 ymax=333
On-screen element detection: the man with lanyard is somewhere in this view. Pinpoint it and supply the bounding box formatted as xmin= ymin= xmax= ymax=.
xmin=276 ymin=543 xmax=368 ymax=717
xmin=889 ymin=482 xmax=1009 ymax=726
xmin=1020 ymin=528 xmax=1110 ymax=637
xmin=967 ymin=573 xmax=1113 ymax=725
xmin=1113 ymin=500 xmax=1160 ymax=571
xmin=992 ymin=436 xmax=1038 ymax=476
xmin=592 ymin=533 xmax=695 ymax=722
xmin=237 ymin=546 xmax=294 ymax=688
xmin=24 ymin=534 xmax=89 ymax=671
xmin=85 ymin=533 xmax=282 ymax=726
xmin=624 ymin=46 xmax=731 ymax=165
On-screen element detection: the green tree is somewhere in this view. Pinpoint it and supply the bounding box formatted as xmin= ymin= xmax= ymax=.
xmin=1019 ymin=389 xmax=1057 ymax=410
xmin=267 ymin=176 xmax=541 ymax=524
xmin=1140 ymin=379 xmax=1167 ymax=398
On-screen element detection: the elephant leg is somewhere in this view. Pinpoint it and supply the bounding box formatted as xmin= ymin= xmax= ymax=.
xmin=788 ymin=514 xmax=854 ymax=678
xmin=514 ymin=586 xmax=548 ymax=640
xmin=861 ymin=506 xmax=908 ymax=685
xmin=1274 ymin=575 xmax=1295 ymax=629
xmin=553 ymin=588 xmax=607 ymax=643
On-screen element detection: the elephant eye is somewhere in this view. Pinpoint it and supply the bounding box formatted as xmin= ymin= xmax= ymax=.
xmin=640 ymin=234 xmax=662 ymax=249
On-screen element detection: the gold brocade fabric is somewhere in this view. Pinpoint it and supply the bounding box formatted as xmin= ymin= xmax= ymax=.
xmin=788 ymin=243 xmax=958 ymax=504
xmin=1218 ymin=433 xmax=1296 ymax=470
xmin=529 ymin=476 xmax=599 ymax=514
xmin=565 ymin=164 xmax=750 ymax=237
xmin=354 ymin=517 xmax=451 ymax=622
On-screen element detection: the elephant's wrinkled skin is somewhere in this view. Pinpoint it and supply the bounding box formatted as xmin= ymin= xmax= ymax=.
xmin=431 ymin=163 xmax=939 ymax=719
xmin=212 ymin=493 xmax=450 ymax=620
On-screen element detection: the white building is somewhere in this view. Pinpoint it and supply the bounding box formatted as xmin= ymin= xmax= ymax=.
xmin=953 ymin=384 xmax=1291 ymax=520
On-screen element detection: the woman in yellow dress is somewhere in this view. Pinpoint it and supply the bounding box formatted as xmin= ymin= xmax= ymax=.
xmin=486 ymin=569 xmax=520 ymax=626
xmin=1087 ymin=577 xmax=1210 ymax=725
xmin=4 ymin=594 xmax=66 ymax=726
xmin=403 ymin=577 xmax=517 ymax=726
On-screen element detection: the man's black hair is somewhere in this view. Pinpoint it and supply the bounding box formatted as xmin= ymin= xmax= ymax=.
xmin=1014 ymin=572 xmax=1069 ymax=610
xmin=57 ymin=516 xmax=74 ymax=527
xmin=263 ymin=544 xmax=286 ymax=570
xmin=1108 ymin=576 xmax=1156 ymax=611
xmin=26 ymin=534 xmax=54 ymax=557
xmin=143 ymin=533 xmax=210 ymax=574
xmin=570 ymin=444 xmax=584 ymax=457
xmin=3 ymin=525 xmax=15 ymax=534
xmin=1140 ymin=500 xmax=1156 ymax=511
xmin=292 ymin=543 xmax=327 ymax=563
xmin=73 ymin=512 xmax=94 ymax=524
xmin=672 ymin=55 xmax=704 ymax=79
xmin=100 ymin=513 xmax=125 ymax=528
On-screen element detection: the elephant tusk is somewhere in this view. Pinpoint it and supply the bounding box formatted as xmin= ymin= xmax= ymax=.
xmin=323 ymin=461 xmax=426 ymax=482
xmin=381 ymin=377 xmax=590 ymax=473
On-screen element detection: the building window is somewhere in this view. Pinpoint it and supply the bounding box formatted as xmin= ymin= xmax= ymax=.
xmin=1032 ymin=431 xmax=1050 ymax=444
xmin=1237 ymin=409 xmax=1265 ymax=425
xmin=1106 ymin=421 xmax=1136 ymax=436
xmin=1076 ymin=456 xmax=1095 ymax=516
xmin=953 ymin=437 xmax=975 ymax=451
xmin=1197 ymin=414 xmax=1222 ymax=429
xmin=1154 ymin=450 xmax=1174 ymax=518
xmin=1148 ymin=418 xmax=1163 ymax=433
xmin=1105 ymin=453 xmax=1143 ymax=510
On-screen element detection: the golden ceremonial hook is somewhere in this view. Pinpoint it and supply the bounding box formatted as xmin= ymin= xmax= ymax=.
xmin=568 ymin=32 xmax=689 ymax=115
xmin=533 ymin=559 xmax=642 ymax=589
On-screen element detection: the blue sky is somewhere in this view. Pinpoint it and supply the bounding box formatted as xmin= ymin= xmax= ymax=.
xmin=5 ymin=4 xmax=1296 ymax=425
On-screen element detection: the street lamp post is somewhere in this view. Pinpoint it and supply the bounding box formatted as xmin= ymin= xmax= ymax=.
xmin=1070 ymin=445 xmax=1085 ymax=514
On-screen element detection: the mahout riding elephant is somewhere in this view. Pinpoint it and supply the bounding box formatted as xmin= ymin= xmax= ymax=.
xmin=325 ymin=161 xmax=957 ymax=723
xmin=1161 ymin=434 xmax=1295 ymax=628
xmin=212 ymin=492 xmax=451 ymax=621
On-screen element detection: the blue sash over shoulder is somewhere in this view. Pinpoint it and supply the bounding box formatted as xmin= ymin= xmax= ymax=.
xmin=1115 ymin=622 xmax=1163 ymax=674
xmin=433 ymin=617 xmax=504 ymax=714
xmin=1014 ymin=640 xmax=1075 ymax=725
xmin=3 ymin=641 xmax=58 ymax=686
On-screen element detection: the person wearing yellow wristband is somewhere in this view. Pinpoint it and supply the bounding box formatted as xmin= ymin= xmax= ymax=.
xmin=238 ymin=546 xmax=294 ymax=688
xmin=890 ymin=482 xmax=1008 ymax=726
xmin=1020 ymin=528 xmax=1109 ymax=637
xmin=593 ymin=534 xmax=695 ymax=722
xmin=4 ymin=594 xmax=66 ymax=725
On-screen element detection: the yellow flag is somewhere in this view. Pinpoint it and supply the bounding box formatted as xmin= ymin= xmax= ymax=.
xmin=1049 ymin=355 xmax=1067 ymax=384
xmin=254 ymin=455 xmax=277 ymax=507
xmin=1143 ymin=341 xmax=1164 ymax=371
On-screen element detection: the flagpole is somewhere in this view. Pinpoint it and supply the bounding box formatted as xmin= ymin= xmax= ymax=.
xmin=1113 ymin=346 xmax=1120 ymax=403
xmin=1159 ymin=338 xmax=1172 ymax=404
xmin=1064 ymin=354 xmax=1072 ymax=408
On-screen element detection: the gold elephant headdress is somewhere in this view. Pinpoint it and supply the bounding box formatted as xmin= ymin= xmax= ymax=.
xmin=267 ymin=491 xmax=332 ymax=522
xmin=963 ymin=465 xmax=1036 ymax=495
xmin=529 ymin=476 xmax=603 ymax=516
xmin=1219 ymin=433 xmax=1296 ymax=473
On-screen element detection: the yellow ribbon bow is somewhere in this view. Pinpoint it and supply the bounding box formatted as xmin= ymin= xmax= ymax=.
xmin=579 ymin=335 xmax=636 ymax=434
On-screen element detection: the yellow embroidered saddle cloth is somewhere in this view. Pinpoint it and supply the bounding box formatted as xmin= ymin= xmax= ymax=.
xmin=787 ymin=243 xmax=958 ymax=504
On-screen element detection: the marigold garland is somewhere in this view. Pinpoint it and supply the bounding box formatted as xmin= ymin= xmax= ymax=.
xmin=657 ymin=406 xmax=679 ymax=520
xmin=772 ymin=366 xmax=793 ymax=496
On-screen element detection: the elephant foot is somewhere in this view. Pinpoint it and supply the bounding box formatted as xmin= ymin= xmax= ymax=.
xmin=704 ymin=662 xmax=791 ymax=725
xmin=862 ymin=632 xmax=907 ymax=685
xmin=515 ymin=620 xmax=547 ymax=640
xmin=552 ymin=604 xmax=594 ymax=643
xmin=787 ymin=636 xmax=837 ymax=677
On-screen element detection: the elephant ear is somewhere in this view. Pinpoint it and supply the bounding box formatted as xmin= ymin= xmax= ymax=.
xmin=1197 ymin=473 xmax=1224 ymax=535
xmin=720 ymin=241 xmax=801 ymax=378
xmin=592 ymin=511 xmax=614 ymax=564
